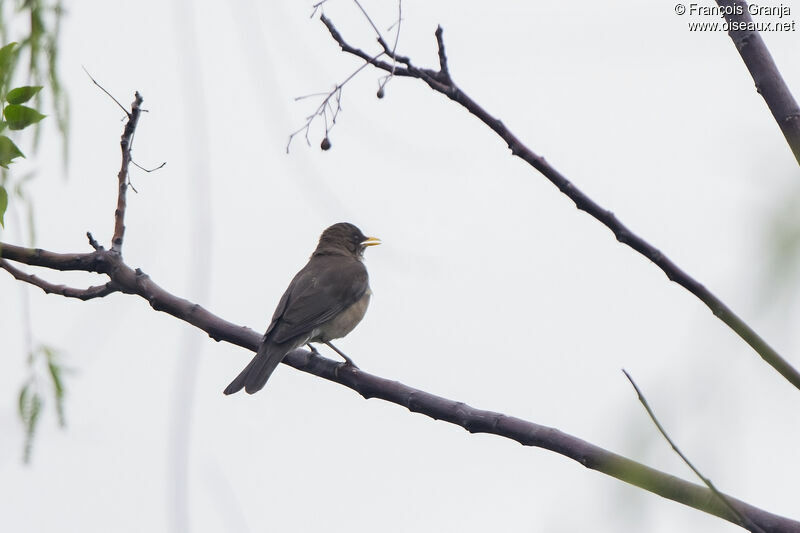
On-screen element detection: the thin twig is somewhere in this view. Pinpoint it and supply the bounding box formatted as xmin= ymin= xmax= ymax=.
xmin=319 ymin=14 xmax=800 ymax=392
xmin=353 ymin=0 xmax=383 ymax=41
xmin=390 ymin=1 xmax=402 ymax=66
xmin=378 ymin=0 xmax=403 ymax=95
xmin=82 ymin=67 xmax=129 ymax=117
xmin=310 ymin=0 xmax=330 ymax=19
xmin=0 ymin=259 xmax=118 ymax=300
xmin=86 ymin=231 xmax=103 ymax=251
xmin=132 ymin=160 xmax=166 ymax=173
xmin=289 ymin=1 xmax=405 ymax=149
xmin=294 ymin=91 xmax=332 ymax=101
xmin=286 ymin=51 xmax=385 ymax=152
xmin=622 ymin=370 xmax=765 ymax=533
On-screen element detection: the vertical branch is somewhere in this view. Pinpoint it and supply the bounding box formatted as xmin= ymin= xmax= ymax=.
xmin=434 ymin=26 xmax=452 ymax=85
xmin=111 ymin=91 xmax=143 ymax=254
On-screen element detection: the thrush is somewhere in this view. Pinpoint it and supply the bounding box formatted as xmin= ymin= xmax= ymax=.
xmin=223 ymin=222 xmax=380 ymax=395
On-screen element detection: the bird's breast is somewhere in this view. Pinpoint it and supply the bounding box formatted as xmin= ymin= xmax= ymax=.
xmin=314 ymin=287 xmax=372 ymax=342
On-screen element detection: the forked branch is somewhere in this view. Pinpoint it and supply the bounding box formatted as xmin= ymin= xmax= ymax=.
xmin=319 ymin=14 xmax=800 ymax=392
xmin=1 ymin=90 xmax=799 ymax=531
xmin=2 ymin=235 xmax=799 ymax=531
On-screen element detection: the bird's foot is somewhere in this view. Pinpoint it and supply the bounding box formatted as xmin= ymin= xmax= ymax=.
xmin=307 ymin=343 xmax=322 ymax=356
xmin=324 ymin=341 xmax=360 ymax=369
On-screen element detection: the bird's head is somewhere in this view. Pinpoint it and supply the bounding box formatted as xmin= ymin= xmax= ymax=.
xmin=315 ymin=222 xmax=381 ymax=258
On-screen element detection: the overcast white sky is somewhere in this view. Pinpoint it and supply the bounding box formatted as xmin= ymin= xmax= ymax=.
xmin=2 ymin=1 xmax=800 ymax=532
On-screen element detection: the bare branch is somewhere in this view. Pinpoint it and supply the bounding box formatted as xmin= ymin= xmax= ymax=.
xmin=319 ymin=15 xmax=800 ymax=392
xmin=433 ymin=26 xmax=452 ymax=85
xmin=82 ymin=67 xmax=129 ymax=117
xmin=377 ymin=0 xmax=403 ymax=96
xmin=310 ymin=0 xmax=330 ymax=19
xmin=623 ymin=370 xmax=766 ymax=533
xmin=86 ymin=231 xmax=103 ymax=251
xmin=0 ymin=259 xmax=118 ymax=300
xmin=715 ymin=0 xmax=800 ymax=166
xmin=353 ymin=0 xmax=383 ymax=41
xmin=1 ymin=236 xmax=799 ymax=531
xmin=82 ymin=79 xmax=148 ymax=245
xmin=1 ymin=242 xmax=103 ymax=272
xmin=131 ymin=159 xmax=166 ymax=173
xmin=111 ymin=92 xmax=144 ymax=254
xmin=1 ymin=94 xmax=795 ymax=522
xmin=287 ymin=51 xmax=385 ymax=152
xmin=9 ymin=51 xmax=799 ymax=530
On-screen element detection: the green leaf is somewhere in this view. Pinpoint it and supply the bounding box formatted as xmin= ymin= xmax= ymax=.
xmin=0 ymin=42 xmax=17 ymax=80
xmin=4 ymin=104 xmax=46 ymax=130
xmin=23 ymin=392 xmax=42 ymax=464
xmin=0 ymin=135 xmax=24 ymax=168
xmin=0 ymin=185 xmax=7 ymax=227
xmin=18 ymin=382 xmax=30 ymax=420
xmin=29 ymin=394 xmax=42 ymax=427
xmin=6 ymin=85 xmax=42 ymax=104
xmin=47 ymin=361 xmax=63 ymax=395
xmin=48 ymin=360 xmax=66 ymax=427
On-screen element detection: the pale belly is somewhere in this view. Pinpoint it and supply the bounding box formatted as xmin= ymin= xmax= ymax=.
xmin=311 ymin=288 xmax=372 ymax=342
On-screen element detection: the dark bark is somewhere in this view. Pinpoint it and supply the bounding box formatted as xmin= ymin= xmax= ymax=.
xmin=716 ymin=0 xmax=800 ymax=166
xmin=319 ymin=14 xmax=800 ymax=392
xmin=3 ymin=237 xmax=799 ymax=531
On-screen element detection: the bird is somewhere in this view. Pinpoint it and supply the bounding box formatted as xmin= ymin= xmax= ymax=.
xmin=223 ymin=222 xmax=380 ymax=395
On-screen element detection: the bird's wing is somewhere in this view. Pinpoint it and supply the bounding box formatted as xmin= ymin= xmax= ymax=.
xmin=265 ymin=256 xmax=368 ymax=344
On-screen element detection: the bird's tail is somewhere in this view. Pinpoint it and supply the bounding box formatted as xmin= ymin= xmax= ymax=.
xmin=223 ymin=341 xmax=287 ymax=395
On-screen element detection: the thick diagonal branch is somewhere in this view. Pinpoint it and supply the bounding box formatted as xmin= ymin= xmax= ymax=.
xmin=319 ymin=15 xmax=800 ymax=392
xmin=715 ymin=0 xmax=800 ymax=166
xmin=0 ymin=239 xmax=798 ymax=532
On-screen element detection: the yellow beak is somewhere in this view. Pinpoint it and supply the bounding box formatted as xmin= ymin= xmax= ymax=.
xmin=362 ymin=236 xmax=381 ymax=247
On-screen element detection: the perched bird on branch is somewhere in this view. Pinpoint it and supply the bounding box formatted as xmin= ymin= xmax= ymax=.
xmin=224 ymin=222 xmax=381 ymax=395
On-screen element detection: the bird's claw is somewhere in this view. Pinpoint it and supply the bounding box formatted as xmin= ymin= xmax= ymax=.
xmin=340 ymin=357 xmax=359 ymax=369
xmin=323 ymin=341 xmax=360 ymax=368
xmin=307 ymin=343 xmax=322 ymax=356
